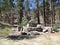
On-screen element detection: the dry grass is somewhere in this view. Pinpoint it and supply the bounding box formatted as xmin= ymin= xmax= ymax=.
xmin=0 ymin=33 xmax=60 ymax=45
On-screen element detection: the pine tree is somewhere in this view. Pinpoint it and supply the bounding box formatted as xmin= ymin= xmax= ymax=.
xmin=36 ymin=0 xmax=40 ymax=24
xmin=17 ymin=0 xmax=24 ymax=23
xmin=8 ymin=0 xmax=14 ymax=25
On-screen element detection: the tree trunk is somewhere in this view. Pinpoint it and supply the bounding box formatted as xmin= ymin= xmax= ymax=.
xmin=43 ymin=0 xmax=46 ymax=26
xmin=50 ymin=0 xmax=54 ymax=26
xmin=36 ymin=0 xmax=40 ymax=24
xmin=10 ymin=8 xmax=14 ymax=25
xmin=58 ymin=0 xmax=60 ymax=22
xmin=19 ymin=9 xmax=23 ymax=23
xmin=2 ymin=14 xmax=5 ymax=22
xmin=25 ymin=0 xmax=29 ymax=20
xmin=18 ymin=0 xmax=24 ymax=23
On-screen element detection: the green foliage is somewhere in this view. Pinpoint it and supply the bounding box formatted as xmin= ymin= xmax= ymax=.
xmin=0 ymin=27 xmax=9 ymax=37
xmin=56 ymin=5 xmax=60 ymax=14
xmin=0 ymin=0 xmax=14 ymax=14
xmin=52 ymin=23 xmax=58 ymax=32
xmin=19 ymin=16 xmax=28 ymax=27
xmin=17 ymin=0 xmax=24 ymax=23
xmin=3 ymin=27 xmax=9 ymax=35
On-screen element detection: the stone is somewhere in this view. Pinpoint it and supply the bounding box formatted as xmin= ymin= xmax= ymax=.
xmin=29 ymin=31 xmax=40 ymax=35
xmin=37 ymin=24 xmax=41 ymax=28
xmin=43 ymin=27 xmax=48 ymax=33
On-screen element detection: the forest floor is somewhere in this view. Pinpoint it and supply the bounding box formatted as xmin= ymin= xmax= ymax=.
xmin=0 ymin=32 xmax=60 ymax=45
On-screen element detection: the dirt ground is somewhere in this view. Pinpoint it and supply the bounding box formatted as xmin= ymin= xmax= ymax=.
xmin=0 ymin=32 xmax=60 ymax=45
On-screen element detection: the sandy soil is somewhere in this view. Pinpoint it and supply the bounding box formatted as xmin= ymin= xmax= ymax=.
xmin=0 ymin=33 xmax=60 ymax=45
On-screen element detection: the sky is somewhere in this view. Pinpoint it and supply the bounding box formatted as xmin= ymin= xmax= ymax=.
xmin=11 ymin=0 xmax=58 ymax=9
xmin=13 ymin=0 xmax=40 ymax=9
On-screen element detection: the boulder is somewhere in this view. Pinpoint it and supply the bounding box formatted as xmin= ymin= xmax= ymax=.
xmin=29 ymin=31 xmax=40 ymax=35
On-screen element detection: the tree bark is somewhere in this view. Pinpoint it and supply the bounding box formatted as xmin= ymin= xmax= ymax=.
xmin=25 ymin=0 xmax=29 ymax=18
xmin=50 ymin=0 xmax=54 ymax=26
xmin=10 ymin=8 xmax=14 ymax=25
xmin=43 ymin=0 xmax=46 ymax=26
xmin=36 ymin=0 xmax=40 ymax=24
xmin=18 ymin=0 xmax=24 ymax=23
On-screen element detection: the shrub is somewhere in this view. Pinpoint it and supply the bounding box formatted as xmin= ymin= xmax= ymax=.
xmin=52 ymin=23 xmax=58 ymax=32
xmin=0 ymin=27 xmax=9 ymax=37
xmin=19 ymin=16 xmax=28 ymax=27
